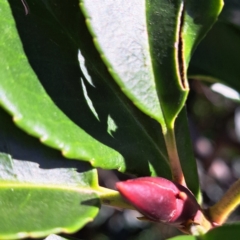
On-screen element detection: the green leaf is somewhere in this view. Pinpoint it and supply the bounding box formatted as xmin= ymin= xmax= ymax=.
xmin=0 ymin=105 xmax=122 ymax=239
xmin=0 ymin=152 xmax=100 ymax=240
xmin=80 ymin=0 xmax=182 ymax=128
xmin=0 ymin=0 xmax=125 ymax=171
xmin=182 ymin=0 xmax=223 ymax=66
xmin=80 ymin=0 xmax=223 ymax=128
xmin=200 ymin=224 xmax=240 ymax=240
xmin=188 ymin=21 xmax=240 ymax=92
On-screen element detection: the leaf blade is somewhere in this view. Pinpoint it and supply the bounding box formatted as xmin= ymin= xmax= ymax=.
xmin=0 ymin=152 xmax=100 ymax=239
xmin=80 ymin=0 xmax=164 ymax=124
xmin=0 ymin=0 xmax=125 ymax=171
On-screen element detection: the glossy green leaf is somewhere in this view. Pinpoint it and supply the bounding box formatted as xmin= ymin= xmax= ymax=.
xmin=80 ymin=0 xmax=182 ymax=127
xmin=80 ymin=0 xmax=223 ymax=128
xmin=189 ymin=21 xmax=240 ymax=93
xmin=0 ymin=0 xmax=126 ymax=171
xmin=0 ymin=152 xmax=100 ymax=240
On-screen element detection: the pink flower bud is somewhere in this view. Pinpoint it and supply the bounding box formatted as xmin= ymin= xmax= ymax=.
xmin=116 ymin=177 xmax=200 ymax=227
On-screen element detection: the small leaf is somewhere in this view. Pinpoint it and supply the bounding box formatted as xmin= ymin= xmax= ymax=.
xmin=0 ymin=152 xmax=100 ymax=240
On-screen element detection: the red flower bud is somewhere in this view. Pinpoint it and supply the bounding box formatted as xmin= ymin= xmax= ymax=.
xmin=116 ymin=177 xmax=200 ymax=227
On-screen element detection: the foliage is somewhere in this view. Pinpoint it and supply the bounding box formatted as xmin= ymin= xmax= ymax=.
xmin=0 ymin=0 xmax=240 ymax=239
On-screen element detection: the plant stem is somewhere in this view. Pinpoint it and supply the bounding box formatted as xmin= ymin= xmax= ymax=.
xmin=209 ymin=178 xmax=240 ymax=225
xmin=163 ymin=127 xmax=186 ymax=187
xmin=95 ymin=187 xmax=135 ymax=210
